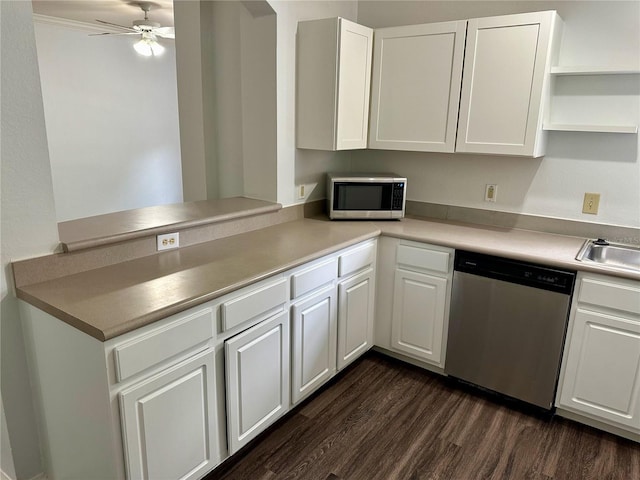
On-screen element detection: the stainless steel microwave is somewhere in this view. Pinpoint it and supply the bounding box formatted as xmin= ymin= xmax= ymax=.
xmin=327 ymin=173 xmax=407 ymax=220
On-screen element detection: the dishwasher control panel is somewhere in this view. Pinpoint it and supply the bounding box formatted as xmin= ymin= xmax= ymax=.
xmin=455 ymin=251 xmax=576 ymax=294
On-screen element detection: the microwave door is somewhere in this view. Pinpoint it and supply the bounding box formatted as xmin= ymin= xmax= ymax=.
xmin=331 ymin=182 xmax=399 ymax=219
xmin=335 ymin=183 xmax=391 ymax=211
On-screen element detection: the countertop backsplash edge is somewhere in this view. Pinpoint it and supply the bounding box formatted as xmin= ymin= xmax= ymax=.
xmin=406 ymin=200 xmax=640 ymax=244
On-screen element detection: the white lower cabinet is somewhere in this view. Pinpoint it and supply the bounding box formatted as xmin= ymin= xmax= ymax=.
xmin=119 ymin=349 xmax=218 ymax=480
xmin=20 ymin=302 xmax=220 ymax=480
xmin=291 ymin=284 xmax=337 ymax=404
xmin=337 ymin=267 xmax=375 ymax=370
xmin=289 ymin=239 xmax=377 ymax=404
xmin=225 ymin=311 xmax=290 ymax=454
xmin=21 ymin=238 xmax=379 ymax=480
xmin=375 ymin=238 xmax=453 ymax=370
xmin=391 ymin=269 xmax=448 ymax=365
xmin=557 ymin=273 xmax=640 ymax=437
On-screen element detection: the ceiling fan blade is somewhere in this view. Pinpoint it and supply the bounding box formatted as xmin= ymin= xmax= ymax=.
xmin=154 ymin=27 xmax=175 ymax=39
xmin=88 ymin=32 xmax=141 ymax=36
xmin=95 ymin=19 xmax=136 ymax=32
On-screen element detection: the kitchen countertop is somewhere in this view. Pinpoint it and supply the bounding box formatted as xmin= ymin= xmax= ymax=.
xmin=17 ymin=219 xmax=380 ymax=341
xmin=15 ymin=215 xmax=639 ymax=342
xmin=58 ymin=197 xmax=281 ymax=252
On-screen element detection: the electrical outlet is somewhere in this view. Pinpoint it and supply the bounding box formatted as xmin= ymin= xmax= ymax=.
xmin=296 ymin=183 xmax=317 ymax=201
xmin=582 ymin=193 xmax=600 ymax=215
xmin=157 ymin=232 xmax=179 ymax=251
xmin=485 ymin=184 xmax=498 ymax=202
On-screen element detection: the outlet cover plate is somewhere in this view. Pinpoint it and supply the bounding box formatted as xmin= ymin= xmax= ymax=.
xmin=485 ymin=184 xmax=498 ymax=202
xmin=582 ymin=193 xmax=600 ymax=215
xmin=157 ymin=232 xmax=179 ymax=251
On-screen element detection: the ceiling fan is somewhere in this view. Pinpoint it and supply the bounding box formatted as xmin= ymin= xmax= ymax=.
xmin=92 ymin=2 xmax=174 ymax=57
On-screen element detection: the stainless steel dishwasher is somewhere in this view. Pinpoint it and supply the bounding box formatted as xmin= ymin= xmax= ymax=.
xmin=445 ymin=250 xmax=576 ymax=410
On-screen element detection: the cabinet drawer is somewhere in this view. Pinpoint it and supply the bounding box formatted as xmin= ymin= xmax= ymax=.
xmin=396 ymin=244 xmax=450 ymax=274
xmin=221 ymin=278 xmax=288 ymax=331
xmin=578 ymin=277 xmax=640 ymax=315
xmin=114 ymin=308 xmax=214 ymax=382
xmin=291 ymin=258 xmax=337 ymax=299
xmin=339 ymin=242 xmax=376 ymax=278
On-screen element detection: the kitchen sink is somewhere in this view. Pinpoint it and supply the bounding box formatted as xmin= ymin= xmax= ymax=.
xmin=576 ymin=239 xmax=640 ymax=272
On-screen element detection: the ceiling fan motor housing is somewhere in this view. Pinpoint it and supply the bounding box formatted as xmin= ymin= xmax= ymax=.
xmin=133 ymin=19 xmax=160 ymax=30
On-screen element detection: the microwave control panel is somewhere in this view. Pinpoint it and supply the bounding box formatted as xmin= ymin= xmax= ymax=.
xmin=392 ymin=183 xmax=405 ymax=210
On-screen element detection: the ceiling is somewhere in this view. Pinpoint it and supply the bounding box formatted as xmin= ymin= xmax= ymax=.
xmin=32 ymin=0 xmax=174 ymax=28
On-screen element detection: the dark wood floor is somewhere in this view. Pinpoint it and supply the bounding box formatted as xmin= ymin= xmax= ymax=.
xmin=207 ymin=352 xmax=640 ymax=480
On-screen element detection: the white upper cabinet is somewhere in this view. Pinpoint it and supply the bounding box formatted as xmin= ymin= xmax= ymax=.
xmin=456 ymin=11 xmax=563 ymax=157
xmin=296 ymin=17 xmax=373 ymax=150
xmin=369 ymin=21 xmax=467 ymax=152
xmin=296 ymin=11 xmax=563 ymax=156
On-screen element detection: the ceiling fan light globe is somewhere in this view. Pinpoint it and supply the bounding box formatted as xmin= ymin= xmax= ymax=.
xmin=133 ymin=39 xmax=153 ymax=56
xmin=133 ymin=37 xmax=165 ymax=57
xmin=151 ymin=41 xmax=165 ymax=56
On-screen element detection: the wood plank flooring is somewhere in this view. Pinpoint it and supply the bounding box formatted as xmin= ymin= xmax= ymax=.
xmin=206 ymin=352 xmax=639 ymax=480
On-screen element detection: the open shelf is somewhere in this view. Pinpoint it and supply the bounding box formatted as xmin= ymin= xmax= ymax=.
xmin=551 ymin=66 xmax=640 ymax=76
xmin=543 ymin=123 xmax=638 ymax=134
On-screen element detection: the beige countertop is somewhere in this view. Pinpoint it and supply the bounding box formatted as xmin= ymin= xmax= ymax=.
xmin=58 ymin=197 xmax=281 ymax=252
xmin=16 ymin=215 xmax=639 ymax=342
xmin=18 ymin=219 xmax=380 ymax=341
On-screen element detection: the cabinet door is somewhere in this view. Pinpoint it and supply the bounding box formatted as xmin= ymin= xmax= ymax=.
xmin=225 ymin=311 xmax=290 ymax=454
xmin=558 ymin=308 xmax=640 ymax=432
xmin=335 ymin=18 xmax=374 ymax=150
xmin=291 ymin=285 xmax=337 ymax=404
xmin=337 ymin=268 xmax=375 ymax=370
xmin=391 ymin=268 xmax=447 ymax=366
xmin=456 ymin=11 xmax=558 ymax=157
xmin=296 ymin=17 xmax=372 ymax=151
xmin=119 ymin=349 xmax=218 ymax=480
xmin=368 ymin=21 xmax=466 ymax=152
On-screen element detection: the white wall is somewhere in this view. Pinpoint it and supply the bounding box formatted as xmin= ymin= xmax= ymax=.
xmin=175 ymin=0 xmax=359 ymax=207
xmin=176 ymin=0 xmax=278 ymax=203
xmin=1 ymin=398 xmax=16 ymax=480
xmin=209 ymin=1 xmax=278 ymax=202
xmin=353 ymin=0 xmax=640 ymax=228
xmin=1 ymin=2 xmax=60 ymax=479
xmin=174 ymin=0 xmax=210 ymax=202
xmin=241 ymin=7 xmax=278 ymax=201
xmin=34 ymin=17 xmax=183 ymax=222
